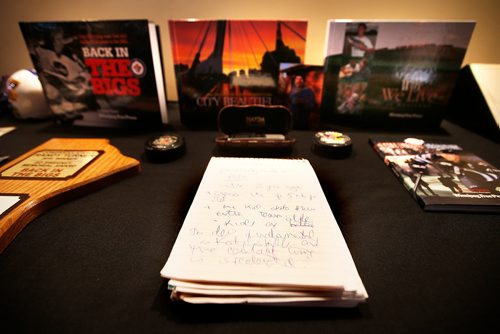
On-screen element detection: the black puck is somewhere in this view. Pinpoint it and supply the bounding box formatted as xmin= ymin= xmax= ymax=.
xmin=312 ymin=131 xmax=352 ymax=158
xmin=145 ymin=133 xmax=185 ymax=162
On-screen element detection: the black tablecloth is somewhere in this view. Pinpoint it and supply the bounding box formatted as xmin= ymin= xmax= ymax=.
xmin=1 ymin=105 xmax=499 ymax=333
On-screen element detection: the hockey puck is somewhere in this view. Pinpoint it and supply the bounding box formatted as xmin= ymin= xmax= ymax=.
xmin=145 ymin=133 xmax=185 ymax=162
xmin=312 ymin=131 xmax=352 ymax=158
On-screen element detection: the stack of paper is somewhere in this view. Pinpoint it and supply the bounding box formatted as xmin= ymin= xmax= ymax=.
xmin=160 ymin=157 xmax=367 ymax=307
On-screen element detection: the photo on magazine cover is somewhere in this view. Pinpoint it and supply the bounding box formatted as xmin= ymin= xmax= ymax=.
xmin=169 ymin=20 xmax=307 ymax=127
xmin=279 ymin=63 xmax=323 ymax=130
xmin=322 ymin=21 xmax=475 ymax=128
xmin=336 ymin=22 xmax=378 ymax=115
xmin=371 ymin=138 xmax=500 ymax=212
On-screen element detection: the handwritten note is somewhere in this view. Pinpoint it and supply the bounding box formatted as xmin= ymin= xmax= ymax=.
xmin=161 ymin=157 xmax=367 ymax=297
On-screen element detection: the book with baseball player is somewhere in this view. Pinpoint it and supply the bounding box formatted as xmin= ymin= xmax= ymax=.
xmin=322 ymin=20 xmax=475 ymax=129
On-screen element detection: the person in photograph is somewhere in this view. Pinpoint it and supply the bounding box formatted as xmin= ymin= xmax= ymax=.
xmin=339 ymin=60 xmax=355 ymax=81
xmin=434 ymin=152 xmax=500 ymax=194
xmin=414 ymin=173 xmax=437 ymax=196
xmin=32 ymin=26 xmax=95 ymax=119
xmin=438 ymin=174 xmax=463 ymax=194
xmin=289 ymin=75 xmax=316 ymax=129
xmin=347 ymin=23 xmax=374 ymax=58
xmin=337 ymin=86 xmax=360 ymax=114
xmin=352 ymin=58 xmax=371 ymax=82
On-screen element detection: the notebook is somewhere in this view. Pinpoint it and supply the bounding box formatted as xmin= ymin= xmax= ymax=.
xmin=160 ymin=157 xmax=367 ymax=306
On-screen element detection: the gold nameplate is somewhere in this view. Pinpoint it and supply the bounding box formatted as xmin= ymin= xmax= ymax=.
xmin=0 ymin=150 xmax=102 ymax=179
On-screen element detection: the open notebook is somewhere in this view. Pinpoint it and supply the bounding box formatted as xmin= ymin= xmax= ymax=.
xmin=160 ymin=157 xmax=367 ymax=307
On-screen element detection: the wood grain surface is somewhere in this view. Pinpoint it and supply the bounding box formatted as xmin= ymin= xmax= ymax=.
xmin=0 ymin=138 xmax=141 ymax=253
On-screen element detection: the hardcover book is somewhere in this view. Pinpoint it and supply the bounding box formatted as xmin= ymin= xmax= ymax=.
xmin=169 ymin=19 xmax=308 ymax=128
xmin=370 ymin=137 xmax=500 ymax=213
xmin=19 ymin=20 xmax=167 ymax=127
xmin=321 ymin=20 xmax=475 ymax=128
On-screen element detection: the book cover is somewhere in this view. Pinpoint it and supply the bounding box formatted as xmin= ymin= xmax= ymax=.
xmin=322 ymin=20 xmax=475 ymax=128
xmin=371 ymin=137 xmax=500 ymax=212
xmin=169 ymin=20 xmax=308 ymax=128
xmin=279 ymin=63 xmax=323 ymax=130
xmin=19 ymin=20 xmax=167 ymax=127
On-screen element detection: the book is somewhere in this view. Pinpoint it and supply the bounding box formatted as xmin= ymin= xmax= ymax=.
xmin=279 ymin=63 xmax=324 ymax=130
xmin=321 ymin=20 xmax=475 ymax=128
xmin=370 ymin=137 xmax=500 ymax=213
xmin=160 ymin=157 xmax=368 ymax=306
xmin=169 ymin=20 xmax=308 ymax=128
xmin=19 ymin=20 xmax=167 ymax=127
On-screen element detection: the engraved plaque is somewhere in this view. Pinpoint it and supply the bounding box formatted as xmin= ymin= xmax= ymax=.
xmin=0 ymin=138 xmax=140 ymax=252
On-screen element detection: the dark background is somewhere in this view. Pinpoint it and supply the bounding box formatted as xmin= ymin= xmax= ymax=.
xmin=0 ymin=104 xmax=499 ymax=333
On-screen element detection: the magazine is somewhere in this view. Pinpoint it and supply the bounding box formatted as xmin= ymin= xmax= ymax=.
xmin=371 ymin=137 xmax=500 ymax=212
xmin=19 ymin=20 xmax=167 ymax=127
xmin=169 ymin=19 xmax=308 ymax=128
xmin=322 ymin=20 xmax=475 ymax=128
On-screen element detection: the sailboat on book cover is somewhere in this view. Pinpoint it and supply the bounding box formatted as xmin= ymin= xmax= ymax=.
xmin=169 ymin=20 xmax=308 ymax=127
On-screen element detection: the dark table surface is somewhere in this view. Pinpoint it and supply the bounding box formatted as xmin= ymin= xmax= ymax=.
xmin=0 ymin=104 xmax=499 ymax=333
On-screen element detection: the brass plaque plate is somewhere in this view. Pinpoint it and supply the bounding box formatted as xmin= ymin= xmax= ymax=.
xmin=0 ymin=150 xmax=102 ymax=180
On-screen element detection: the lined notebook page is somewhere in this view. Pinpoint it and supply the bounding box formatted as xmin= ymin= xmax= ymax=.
xmin=161 ymin=157 xmax=366 ymax=296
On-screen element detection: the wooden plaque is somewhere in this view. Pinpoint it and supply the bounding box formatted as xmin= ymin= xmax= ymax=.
xmin=0 ymin=138 xmax=141 ymax=253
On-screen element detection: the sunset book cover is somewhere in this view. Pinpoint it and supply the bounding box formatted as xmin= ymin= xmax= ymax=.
xmin=169 ymin=20 xmax=308 ymax=128
xmin=321 ymin=20 xmax=475 ymax=129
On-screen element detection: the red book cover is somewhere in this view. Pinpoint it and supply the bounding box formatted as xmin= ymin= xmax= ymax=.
xmin=20 ymin=20 xmax=167 ymax=127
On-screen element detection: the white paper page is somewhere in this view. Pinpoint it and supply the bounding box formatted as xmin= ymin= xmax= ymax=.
xmin=470 ymin=64 xmax=500 ymax=126
xmin=173 ymin=286 xmax=343 ymax=297
xmin=168 ymin=279 xmax=343 ymax=292
xmin=173 ymin=293 xmax=363 ymax=307
xmin=0 ymin=126 xmax=16 ymax=137
xmin=0 ymin=195 xmax=23 ymax=217
xmin=161 ymin=157 xmax=367 ymax=297
xmin=0 ymin=193 xmax=25 ymax=218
